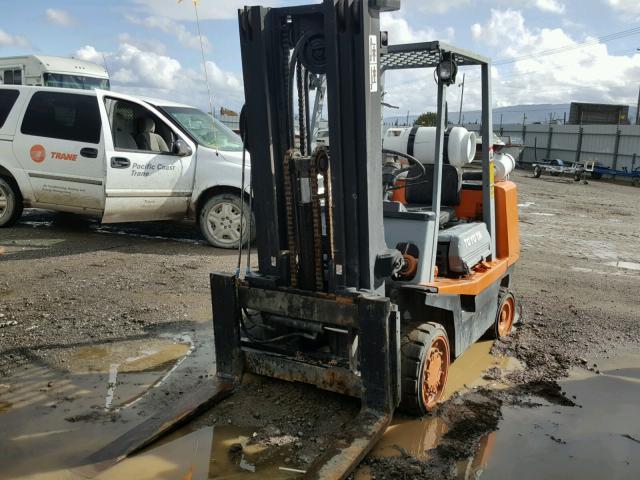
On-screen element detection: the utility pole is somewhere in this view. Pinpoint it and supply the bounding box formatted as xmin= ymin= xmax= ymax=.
xmin=457 ymin=73 xmax=465 ymax=125
xmin=637 ymin=49 xmax=640 ymax=125
xmin=180 ymin=0 xmax=214 ymax=117
xmin=522 ymin=113 xmax=527 ymax=125
xmin=406 ymin=110 xmax=410 ymax=126
xmin=636 ymin=83 xmax=640 ymax=125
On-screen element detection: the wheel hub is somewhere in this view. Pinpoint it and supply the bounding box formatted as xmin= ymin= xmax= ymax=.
xmin=0 ymin=187 xmax=7 ymax=217
xmin=207 ymin=202 xmax=243 ymax=246
xmin=498 ymin=297 xmax=515 ymax=337
xmin=421 ymin=336 xmax=450 ymax=409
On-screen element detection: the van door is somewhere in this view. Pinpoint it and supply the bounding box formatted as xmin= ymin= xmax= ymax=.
xmin=12 ymin=90 xmax=105 ymax=211
xmin=95 ymin=90 xmax=197 ymax=223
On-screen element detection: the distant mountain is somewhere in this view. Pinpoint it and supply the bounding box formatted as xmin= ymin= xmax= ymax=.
xmin=384 ymin=103 xmax=638 ymax=127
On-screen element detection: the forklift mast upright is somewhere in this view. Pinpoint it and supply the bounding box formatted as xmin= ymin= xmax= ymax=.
xmin=238 ymin=0 xmax=401 ymax=294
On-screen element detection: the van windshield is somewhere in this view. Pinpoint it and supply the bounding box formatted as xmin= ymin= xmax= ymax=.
xmin=43 ymin=73 xmax=110 ymax=90
xmin=162 ymin=106 xmax=243 ymax=152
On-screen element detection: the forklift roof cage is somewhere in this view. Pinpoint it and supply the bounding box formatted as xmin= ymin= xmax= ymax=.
xmin=380 ymin=40 xmax=497 ymax=260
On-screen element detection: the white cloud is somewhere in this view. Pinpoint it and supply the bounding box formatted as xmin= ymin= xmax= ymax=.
xmin=471 ymin=9 xmax=535 ymax=51
xmin=471 ymin=9 xmax=640 ymax=107
xmin=534 ymin=0 xmax=565 ymax=14
xmin=45 ymin=8 xmax=75 ymax=26
xmin=380 ymin=12 xmax=453 ymax=44
xmin=133 ymin=0 xmax=284 ymax=21
xmin=0 ymin=28 xmax=29 ymax=49
xmin=401 ymin=0 xmax=564 ymax=15
xmin=74 ymin=43 xmax=244 ymax=110
xmin=401 ymin=0 xmax=472 ymax=14
xmin=607 ymin=0 xmax=640 ymax=19
xmin=125 ymin=15 xmax=211 ymax=51
xmin=117 ymin=33 xmax=167 ymax=56
xmin=381 ymin=13 xmax=436 ymax=44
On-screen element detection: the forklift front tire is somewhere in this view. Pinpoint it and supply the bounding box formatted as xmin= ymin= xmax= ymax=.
xmin=399 ymin=322 xmax=450 ymax=416
xmin=488 ymin=288 xmax=516 ymax=339
xmin=0 ymin=177 xmax=23 ymax=227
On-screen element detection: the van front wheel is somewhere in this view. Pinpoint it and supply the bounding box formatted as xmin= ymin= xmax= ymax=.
xmin=199 ymin=193 xmax=254 ymax=249
xmin=0 ymin=177 xmax=23 ymax=227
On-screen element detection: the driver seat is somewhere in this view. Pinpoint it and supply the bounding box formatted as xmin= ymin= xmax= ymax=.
xmin=136 ymin=118 xmax=169 ymax=153
xmin=404 ymin=163 xmax=461 ymax=225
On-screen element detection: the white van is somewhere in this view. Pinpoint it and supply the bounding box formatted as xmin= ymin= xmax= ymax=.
xmin=0 ymin=85 xmax=252 ymax=248
xmin=0 ymin=55 xmax=110 ymax=90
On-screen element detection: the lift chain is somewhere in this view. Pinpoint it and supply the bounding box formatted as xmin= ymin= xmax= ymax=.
xmin=309 ymin=158 xmax=324 ymax=291
xmin=283 ymin=151 xmax=298 ymax=288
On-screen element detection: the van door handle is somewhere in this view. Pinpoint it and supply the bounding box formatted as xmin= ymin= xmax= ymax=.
xmin=110 ymin=157 xmax=131 ymax=169
xmin=80 ymin=147 xmax=99 ymax=158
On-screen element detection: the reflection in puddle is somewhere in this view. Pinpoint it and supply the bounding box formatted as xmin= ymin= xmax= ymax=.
xmin=369 ymin=341 xmax=520 ymax=461
xmin=99 ymin=426 xmax=300 ymax=480
xmin=484 ymin=351 xmax=640 ymax=479
xmin=0 ymin=334 xmax=199 ymax=480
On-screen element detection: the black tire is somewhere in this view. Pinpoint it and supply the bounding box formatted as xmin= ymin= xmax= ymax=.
xmin=533 ymin=166 xmax=542 ymax=178
xmin=487 ymin=288 xmax=516 ymax=339
xmin=0 ymin=176 xmax=23 ymax=227
xmin=399 ymin=322 xmax=450 ymax=416
xmin=199 ymin=193 xmax=255 ymax=249
xmin=573 ymin=171 xmax=582 ymax=182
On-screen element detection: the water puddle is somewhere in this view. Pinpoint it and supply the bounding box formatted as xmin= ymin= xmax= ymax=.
xmin=482 ymin=350 xmax=640 ymax=479
xmin=0 ymin=333 xmax=203 ymax=480
xmin=368 ymin=341 xmax=521 ymax=461
xmin=605 ymin=260 xmax=640 ymax=271
xmin=98 ymin=425 xmax=300 ymax=480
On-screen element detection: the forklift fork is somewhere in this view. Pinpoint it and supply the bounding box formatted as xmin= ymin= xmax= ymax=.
xmin=212 ymin=272 xmax=399 ymax=479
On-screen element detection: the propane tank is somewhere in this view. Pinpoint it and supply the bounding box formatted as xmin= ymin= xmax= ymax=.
xmin=383 ymin=126 xmax=477 ymax=168
xmin=494 ymin=152 xmax=515 ymax=181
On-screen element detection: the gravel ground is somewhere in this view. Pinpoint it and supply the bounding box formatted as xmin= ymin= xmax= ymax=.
xmin=1 ymin=169 xmax=639 ymax=478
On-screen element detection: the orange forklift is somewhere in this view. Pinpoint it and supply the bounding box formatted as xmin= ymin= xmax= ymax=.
xmin=206 ymin=0 xmax=520 ymax=475
xmin=85 ymin=1 xmax=520 ymax=478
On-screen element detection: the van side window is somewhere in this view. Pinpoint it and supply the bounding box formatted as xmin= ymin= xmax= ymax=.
xmin=105 ymin=98 xmax=174 ymax=154
xmin=2 ymin=69 xmax=22 ymax=85
xmin=21 ymin=91 xmax=101 ymax=144
xmin=0 ymin=90 xmax=19 ymax=128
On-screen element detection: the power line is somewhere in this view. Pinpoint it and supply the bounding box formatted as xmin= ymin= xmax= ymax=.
xmin=493 ymin=26 xmax=640 ymax=65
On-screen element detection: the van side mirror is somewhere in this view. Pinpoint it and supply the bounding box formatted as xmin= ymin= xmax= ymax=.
xmin=173 ymin=138 xmax=193 ymax=157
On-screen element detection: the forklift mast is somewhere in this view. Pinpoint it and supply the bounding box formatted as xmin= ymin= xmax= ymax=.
xmin=238 ymin=0 xmax=401 ymax=294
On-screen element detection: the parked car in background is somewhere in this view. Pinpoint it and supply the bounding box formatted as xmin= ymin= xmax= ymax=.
xmin=0 ymin=85 xmax=253 ymax=248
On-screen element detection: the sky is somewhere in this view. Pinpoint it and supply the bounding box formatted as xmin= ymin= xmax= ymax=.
xmin=1 ymin=0 xmax=639 ymax=118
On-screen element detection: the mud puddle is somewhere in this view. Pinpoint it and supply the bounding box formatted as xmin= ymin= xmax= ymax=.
xmin=482 ymin=350 xmax=640 ymax=479
xmin=98 ymin=425 xmax=301 ymax=480
xmin=0 ymin=334 xmax=204 ymax=480
xmin=367 ymin=340 xmax=521 ymax=461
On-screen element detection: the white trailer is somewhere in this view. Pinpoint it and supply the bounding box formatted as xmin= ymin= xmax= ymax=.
xmin=0 ymin=55 xmax=109 ymax=90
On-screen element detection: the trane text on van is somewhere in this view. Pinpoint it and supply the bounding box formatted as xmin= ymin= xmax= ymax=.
xmin=0 ymin=85 xmax=253 ymax=248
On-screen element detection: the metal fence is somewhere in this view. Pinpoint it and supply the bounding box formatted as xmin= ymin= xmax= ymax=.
xmin=464 ymin=123 xmax=640 ymax=178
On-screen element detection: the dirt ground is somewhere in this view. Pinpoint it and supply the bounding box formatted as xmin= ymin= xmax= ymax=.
xmin=1 ymin=169 xmax=639 ymax=479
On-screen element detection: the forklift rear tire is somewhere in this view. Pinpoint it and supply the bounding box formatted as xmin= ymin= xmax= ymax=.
xmin=0 ymin=177 xmax=23 ymax=227
xmin=399 ymin=322 xmax=450 ymax=416
xmin=488 ymin=288 xmax=516 ymax=339
xmin=533 ymin=166 xmax=542 ymax=178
